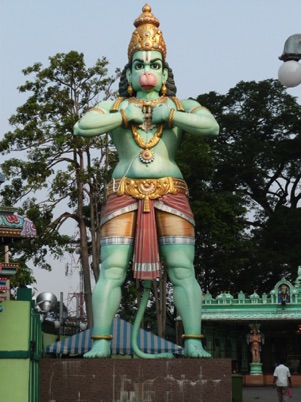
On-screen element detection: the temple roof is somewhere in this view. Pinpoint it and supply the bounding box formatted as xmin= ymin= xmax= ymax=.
xmin=200 ymin=268 xmax=301 ymax=322
xmin=0 ymin=207 xmax=36 ymax=243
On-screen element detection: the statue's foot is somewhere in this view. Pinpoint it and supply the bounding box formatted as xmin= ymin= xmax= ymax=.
xmin=84 ymin=339 xmax=111 ymax=358
xmin=184 ymin=339 xmax=211 ymax=358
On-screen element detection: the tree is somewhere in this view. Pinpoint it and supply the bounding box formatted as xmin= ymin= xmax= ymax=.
xmin=194 ymin=79 xmax=301 ymax=294
xmin=176 ymin=128 xmax=251 ymax=296
xmin=0 ymin=51 xmax=119 ymax=327
xmin=9 ymin=261 xmax=36 ymax=299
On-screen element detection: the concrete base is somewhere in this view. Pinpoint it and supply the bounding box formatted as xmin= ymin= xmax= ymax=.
xmin=244 ymin=373 xmax=301 ymax=387
xmin=40 ymin=358 xmax=232 ymax=402
xmin=244 ymin=374 xmax=264 ymax=386
xmin=250 ymin=362 xmax=263 ymax=375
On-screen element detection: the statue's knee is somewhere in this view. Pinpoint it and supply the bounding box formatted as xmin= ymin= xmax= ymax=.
xmin=169 ymin=266 xmax=193 ymax=282
xmin=165 ymin=253 xmax=193 ymax=279
xmin=102 ymin=266 xmax=126 ymax=281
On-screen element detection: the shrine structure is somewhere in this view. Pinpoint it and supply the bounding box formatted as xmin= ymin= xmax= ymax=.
xmin=195 ymin=267 xmax=301 ymax=382
xmin=0 ymin=173 xmax=36 ymax=309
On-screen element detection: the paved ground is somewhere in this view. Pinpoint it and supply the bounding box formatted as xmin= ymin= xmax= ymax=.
xmin=243 ymin=386 xmax=300 ymax=401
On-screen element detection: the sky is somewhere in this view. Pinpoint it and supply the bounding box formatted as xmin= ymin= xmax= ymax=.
xmin=1 ymin=0 xmax=301 ymax=308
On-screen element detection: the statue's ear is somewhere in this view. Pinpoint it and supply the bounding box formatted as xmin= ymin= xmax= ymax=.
xmin=163 ymin=68 xmax=168 ymax=83
xmin=126 ymin=68 xmax=131 ymax=82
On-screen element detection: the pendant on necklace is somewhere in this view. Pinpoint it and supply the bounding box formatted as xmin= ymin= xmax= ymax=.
xmin=139 ymin=149 xmax=155 ymax=164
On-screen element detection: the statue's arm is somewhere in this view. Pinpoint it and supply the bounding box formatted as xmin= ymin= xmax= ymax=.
xmin=152 ymin=99 xmax=219 ymax=137
xmin=174 ymin=99 xmax=219 ymax=136
xmin=73 ymin=101 xmax=122 ymax=137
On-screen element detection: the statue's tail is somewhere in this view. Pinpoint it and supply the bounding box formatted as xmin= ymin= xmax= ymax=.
xmin=131 ymin=280 xmax=174 ymax=359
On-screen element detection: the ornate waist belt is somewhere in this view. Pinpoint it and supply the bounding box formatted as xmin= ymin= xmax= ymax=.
xmin=108 ymin=177 xmax=188 ymax=212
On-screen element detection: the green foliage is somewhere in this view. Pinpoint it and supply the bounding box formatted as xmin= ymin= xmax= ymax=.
xmin=176 ymin=122 xmax=249 ymax=295
xmin=119 ymin=267 xmax=140 ymax=324
xmin=192 ymin=79 xmax=301 ymax=295
xmin=0 ymin=51 xmax=119 ymax=325
xmin=9 ymin=261 xmax=36 ymax=289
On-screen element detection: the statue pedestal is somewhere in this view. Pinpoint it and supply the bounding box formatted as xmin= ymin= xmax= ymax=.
xmin=250 ymin=362 xmax=263 ymax=375
xmin=40 ymin=358 xmax=232 ymax=402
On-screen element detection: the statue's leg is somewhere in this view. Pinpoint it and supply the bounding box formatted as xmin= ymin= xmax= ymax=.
xmin=157 ymin=210 xmax=210 ymax=358
xmin=85 ymin=208 xmax=136 ymax=358
xmin=161 ymin=243 xmax=210 ymax=358
xmin=84 ymin=243 xmax=133 ymax=358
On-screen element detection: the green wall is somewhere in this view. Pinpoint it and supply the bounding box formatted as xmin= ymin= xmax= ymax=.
xmin=0 ymin=359 xmax=30 ymax=402
xmin=0 ymin=300 xmax=40 ymax=402
xmin=0 ymin=300 xmax=30 ymax=350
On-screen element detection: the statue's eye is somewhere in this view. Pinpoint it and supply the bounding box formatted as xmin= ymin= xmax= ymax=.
xmin=151 ymin=62 xmax=161 ymax=70
xmin=134 ymin=63 xmax=144 ymax=70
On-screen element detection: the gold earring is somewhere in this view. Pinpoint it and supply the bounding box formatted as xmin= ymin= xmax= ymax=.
xmin=161 ymin=83 xmax=167 ymax=96
xmin=127 ymin=82 xmax=133 ymax=96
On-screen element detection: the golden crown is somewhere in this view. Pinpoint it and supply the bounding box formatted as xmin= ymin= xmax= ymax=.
xmin=128 ymin=4 xmax=167 ymax=61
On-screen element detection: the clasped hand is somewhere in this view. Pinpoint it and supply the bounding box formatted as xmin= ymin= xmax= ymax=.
xmin=152 ymin=103 xmax=169 ymax=124
xmin=123 ymin=103 xmax=170 ymax=125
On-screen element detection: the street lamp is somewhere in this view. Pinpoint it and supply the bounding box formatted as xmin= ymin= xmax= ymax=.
xmin=278 ymin=34 xmax=301 ymax=87
xmin=36 ymin=292 xmax=57 ymax=313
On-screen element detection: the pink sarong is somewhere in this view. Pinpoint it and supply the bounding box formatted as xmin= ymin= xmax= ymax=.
xmin=101 ymin=193 xmax=194 ymax=280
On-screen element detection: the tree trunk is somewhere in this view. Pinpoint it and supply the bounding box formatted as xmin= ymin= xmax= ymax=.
xmin=76 ymin=148 xmax=93 ymax=327
xmin=154 ymin=268 xmax=167 ymax=338
xmin=79 ymin=218 xmax=93 ymax=328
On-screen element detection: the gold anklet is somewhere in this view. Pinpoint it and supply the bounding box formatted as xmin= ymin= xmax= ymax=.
xmin=91 ymin=335 xmax=113 ymax=340
xmin=181 ymin=334 xmax=204 ymax=340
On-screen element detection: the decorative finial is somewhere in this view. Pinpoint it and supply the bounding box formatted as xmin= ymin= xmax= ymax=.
xmin=128 ymin=4 xmax=167 ymax=61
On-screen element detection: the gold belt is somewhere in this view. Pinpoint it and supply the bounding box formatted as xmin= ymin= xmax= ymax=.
xmin=108 ymin=177 xmax=188 ymax=212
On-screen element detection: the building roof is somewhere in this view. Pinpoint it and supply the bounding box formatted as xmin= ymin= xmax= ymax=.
xmin=201 ymin=269 xmax=301 ymax=322
xmin=0 ymin=207 xmax=36 ymax=243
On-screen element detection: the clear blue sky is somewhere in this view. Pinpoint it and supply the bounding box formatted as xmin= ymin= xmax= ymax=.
xmin=1 ymin=0 xmax=301 ymax=300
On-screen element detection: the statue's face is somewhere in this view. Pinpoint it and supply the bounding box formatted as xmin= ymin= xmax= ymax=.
xmin=126 ymin=50 xmax=168 ymax=95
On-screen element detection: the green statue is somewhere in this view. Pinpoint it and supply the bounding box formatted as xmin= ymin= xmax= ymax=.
xmin=74 ymin=4 xmax=219 ymax=358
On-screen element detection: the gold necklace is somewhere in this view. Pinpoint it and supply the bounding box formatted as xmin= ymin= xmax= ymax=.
xmin=128 ymin=97 xmax=167 ymax=164
xmin=128 ymin=96 xmax=167 ymax=107
xmin=131 ymin=123 xmax=164 ymax=164
xmin=129 ymin=96 xmax=168 ymax=133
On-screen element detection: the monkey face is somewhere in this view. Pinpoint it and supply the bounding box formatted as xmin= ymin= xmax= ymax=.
xmin=126 ymin=50 xmax=168 ymax=95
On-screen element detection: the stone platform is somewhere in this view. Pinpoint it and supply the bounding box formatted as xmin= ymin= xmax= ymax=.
xmin=40 ymin=358 xmax=232 ymax=402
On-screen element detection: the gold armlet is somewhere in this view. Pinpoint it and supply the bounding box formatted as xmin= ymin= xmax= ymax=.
xmin=120 ymin=109 xmax=128 ymax=128
xmin=110 ymin=97 xmax=126 ymax=112
xmin=190 ymin=105 xmax=209 ymax=114
xmin=168 ymin=108 xmax=175 ymax=129
xmin=89 ymin=107 xmax=105 ymax=114
xmin=181 ymin=334 xmax=204 ymax=340
xmin=169 ymin=96 xmax=185 ymax=111
xmin=91 ymin=335 xmax=113 ymax=340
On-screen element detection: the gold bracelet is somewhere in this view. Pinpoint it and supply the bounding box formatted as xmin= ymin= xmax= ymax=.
xmin=168 ymin=108 xmax=175 ymax=128
xmin=91 ymin=335 xmax=113 ymax=340
xmin=89 ymin=107 xmax=105 ymax=114
xmin=120 ymin=109 xmax=128 ymax=128
xmin=181 ymin=334 xmax=204 ymax=340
